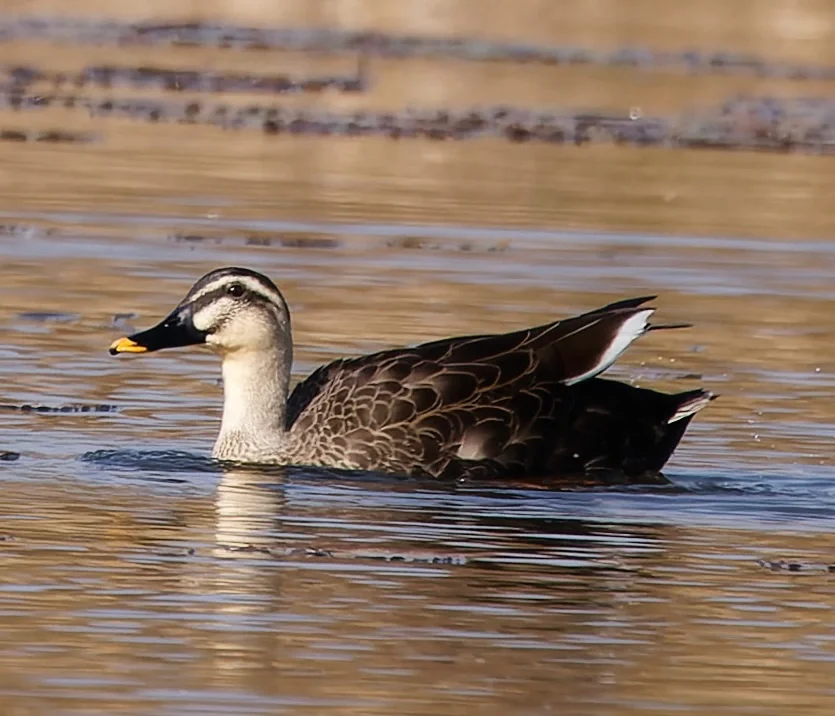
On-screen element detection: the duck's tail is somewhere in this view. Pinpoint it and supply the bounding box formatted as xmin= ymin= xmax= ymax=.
xmin=667 ymin=389 xmax=717 ymax=424
xmin=548 ymin=380 xmax=716 ymax=481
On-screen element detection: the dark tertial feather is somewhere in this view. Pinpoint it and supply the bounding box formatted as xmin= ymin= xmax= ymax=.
xmin=288 ymin=301 xmax=652 ymax=426
xmin=587 ymin=295 xmax=656 ymax=312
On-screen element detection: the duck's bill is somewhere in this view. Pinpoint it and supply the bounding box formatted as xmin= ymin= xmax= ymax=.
xmin=109 ymin=314 xmax=206 ymax=356
xmin=109 ymin=336 xmax=148 ymax=354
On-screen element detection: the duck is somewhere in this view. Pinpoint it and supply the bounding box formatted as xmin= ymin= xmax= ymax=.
xmin=109 ymin=267 xmax=714 ymax=484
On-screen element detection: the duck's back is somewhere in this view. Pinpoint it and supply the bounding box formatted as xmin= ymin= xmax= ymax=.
xmin=284 ymin=298 xmax=713 ymax=482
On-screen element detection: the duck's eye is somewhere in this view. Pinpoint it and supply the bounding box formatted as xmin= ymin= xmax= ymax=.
xmin=226 ymin=283 xmax=245 ymax=298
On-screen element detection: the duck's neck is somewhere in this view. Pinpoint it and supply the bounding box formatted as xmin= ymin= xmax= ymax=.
xmin=214 ymin=345 xmax=291 ymax=458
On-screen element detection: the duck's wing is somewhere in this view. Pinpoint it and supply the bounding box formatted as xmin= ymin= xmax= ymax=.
xmin=286 ymin=295 xmax=665 ymax=432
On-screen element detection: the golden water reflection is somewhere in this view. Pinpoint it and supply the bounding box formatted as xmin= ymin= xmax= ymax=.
xmin=1 ymin=471 xmax=834 ymax=714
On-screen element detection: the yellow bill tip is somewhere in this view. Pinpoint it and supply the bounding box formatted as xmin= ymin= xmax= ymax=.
xmin=109 ymin=336 xmax=148 ymax=355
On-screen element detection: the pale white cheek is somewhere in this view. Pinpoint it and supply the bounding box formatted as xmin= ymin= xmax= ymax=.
xmin=192 ymin=300 xmax=231 ymax=332
xmin=213 ymin=313 xmax=276 ymax=351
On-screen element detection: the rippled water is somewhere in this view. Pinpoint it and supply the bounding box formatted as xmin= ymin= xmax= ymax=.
xmin=2 ymin=2 xmax=835 ymax=714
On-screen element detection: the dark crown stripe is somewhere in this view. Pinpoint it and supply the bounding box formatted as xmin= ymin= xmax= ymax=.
xmin=185 ymin=268 xmax=286 ymax=309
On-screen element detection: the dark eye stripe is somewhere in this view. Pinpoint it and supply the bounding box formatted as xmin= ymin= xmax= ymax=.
xmin=189 ymin=285 xmax=271 ymax=314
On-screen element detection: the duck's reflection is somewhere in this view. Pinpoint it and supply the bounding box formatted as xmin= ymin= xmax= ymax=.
xmin=195 ymin=466 xmax=835 ymax=714
xmin=213 ymin=466 xmax=289 ymax=554
xmin=197 ymin=466 xmax=661 ymax=704
xmin=210 ymin=465 xmax=668 ymax=578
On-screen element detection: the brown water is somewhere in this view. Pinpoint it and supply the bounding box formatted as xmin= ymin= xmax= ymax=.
xmin=2 ymin=2 xmax=835 ymax=715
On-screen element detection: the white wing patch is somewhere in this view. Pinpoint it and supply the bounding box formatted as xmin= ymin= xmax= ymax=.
xmin=563 ymin=309 xmax=653 ymax=386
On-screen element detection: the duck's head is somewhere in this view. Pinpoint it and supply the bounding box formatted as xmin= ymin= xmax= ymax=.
xmin=109 ymin=267 xmax=291 ymax=358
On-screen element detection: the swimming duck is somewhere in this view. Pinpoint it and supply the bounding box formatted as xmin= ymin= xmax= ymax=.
xmin=109 ymin=267 xmax=713 ymax=483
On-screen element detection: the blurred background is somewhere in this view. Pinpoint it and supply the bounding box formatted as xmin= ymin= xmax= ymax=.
xmin=1 ymin=1 xmax=835 ymax=715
